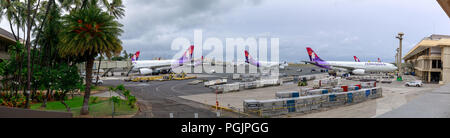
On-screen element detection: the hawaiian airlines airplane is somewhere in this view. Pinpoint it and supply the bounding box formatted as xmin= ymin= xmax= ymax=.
xmin=244 ymin=50 xmax=288 ymax=69
xmin=304 ymin=47 xmax=397 ymax=75
xmin=129 ymin=45 xmax=199 ymax=75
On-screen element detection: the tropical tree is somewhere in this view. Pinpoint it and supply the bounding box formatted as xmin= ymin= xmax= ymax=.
xmin=59 ymin=4 xmax=123 ymax=115
xmin=54 ymin=64 xmax=83 ymax=112
xmin=58 ymin=0 xmax=124 ymax=19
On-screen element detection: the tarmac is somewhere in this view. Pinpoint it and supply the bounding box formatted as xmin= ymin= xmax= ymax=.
xmin=180 ymin=74 xmax=441 ymax=118
xmin=100 ymin=65 xmax=450 ymax=118
xmin=377 ymin=83 xmax=450 ymax=118
xmin=101 ymin=65 xmax=323 ymax=118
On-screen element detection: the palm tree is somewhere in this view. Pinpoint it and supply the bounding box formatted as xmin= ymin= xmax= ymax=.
xmin=59 ymin=0 xmax=124 ymax=19
xmin=0 ymin=3 xmax=4 ymax=21
xmin=58 ymin=0 xmax=82 ymax=11
xmin=1 ymin=0 xmax=21 ymax=41
xmin=59 ymin=4 xmax=123 ymax=115
xmin=104 ymin=0 xmax=124 ymax=19
xmin=59 ymin=1 xmax=125 ymax=87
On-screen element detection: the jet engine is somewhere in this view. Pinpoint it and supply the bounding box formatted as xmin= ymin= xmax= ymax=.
xmin=352 ymin=69 xmax=365 ymax=75
xmin=139 ymin=68 xmax=153 ymax=75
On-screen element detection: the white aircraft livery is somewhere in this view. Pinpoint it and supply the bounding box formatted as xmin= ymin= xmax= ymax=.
xmin=245 ymin=50 xmax=288 ymax=69
xmin=304 ymin=47 xmax=398 ymax=75
xmin=130 ymin=45 xmax=200 ymax=75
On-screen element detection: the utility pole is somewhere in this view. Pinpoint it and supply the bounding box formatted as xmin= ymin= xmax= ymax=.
xmin=395 ymin=48 xmax=399 ymax=67
xmin=396 ymin=32 xmax=404 ymax=79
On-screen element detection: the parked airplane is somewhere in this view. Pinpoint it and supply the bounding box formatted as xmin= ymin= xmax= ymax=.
xmin=129 ymin=45 xmax=196 ymax=75
xmin=244 ymin=50 xmax=288 ymax=69
xmin=304 ymin=47 xmax=397 ymax=75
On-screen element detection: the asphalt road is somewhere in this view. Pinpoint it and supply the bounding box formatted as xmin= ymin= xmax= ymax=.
xmin=103 ymin=65 xmax=324 ymax=118
xmin=103 ymin=79 xmax=220 ymax=118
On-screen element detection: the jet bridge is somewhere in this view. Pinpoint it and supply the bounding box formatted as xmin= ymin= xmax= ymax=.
xmin=77 ymin=60 xmax=133 ymax=77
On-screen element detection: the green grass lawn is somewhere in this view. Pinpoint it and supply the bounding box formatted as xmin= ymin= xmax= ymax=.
xmin=30 ymin=96 xmax=138 ymax=117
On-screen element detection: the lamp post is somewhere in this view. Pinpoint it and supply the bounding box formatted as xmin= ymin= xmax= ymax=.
xmin=396 ymin=32 xmax=404 ymax=79
xmin=396 ymin=48 xmax=400 ymax=68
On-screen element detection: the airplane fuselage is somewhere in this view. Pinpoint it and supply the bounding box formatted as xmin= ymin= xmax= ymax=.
xmin=133 ymin=60 xmax=176 ymax=69
xmin=319 ymin=61 xmax=397 ymax=72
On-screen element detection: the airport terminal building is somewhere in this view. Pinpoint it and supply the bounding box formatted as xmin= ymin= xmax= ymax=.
xmin=0 ymin=28 xmax=16 ymax=62
xmin=404 ymin=34 xmax=450 ymax=84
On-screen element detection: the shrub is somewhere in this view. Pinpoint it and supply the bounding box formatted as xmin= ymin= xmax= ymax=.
xmin=115 ymin=85 xmax=125 ymax=91
xmin=91 ymin=96 xmax=99 ymax=104
xmin=110 ymin=96 xmax=121 ymax=112
xmin=127 ymin=96 xmax=137 ymax=108
xmin=108 ymin=86 xmax=116 ymax=91
xmin=110 ymin=96 xmax=121 ymax=105
xmin=123 ymin=90 xmax=130 ymax=99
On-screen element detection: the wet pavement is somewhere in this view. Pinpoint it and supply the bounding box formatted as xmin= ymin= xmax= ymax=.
xmin=102 ymin=65 xmax=323 ymax=118
xmin=378 ymin=83 xmax=450 ymax=118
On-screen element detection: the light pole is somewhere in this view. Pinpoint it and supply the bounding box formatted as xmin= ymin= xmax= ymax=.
xmin=396 ymin=48 xmax=400 ymax=68
xmin=396 ymin=32 xmax=404 ymax=80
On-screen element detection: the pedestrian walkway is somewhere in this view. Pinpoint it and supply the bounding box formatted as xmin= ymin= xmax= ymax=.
xmin=92 ymin=91 xmax=126 ymax=99
xmin=378 ymin=84 xmax=450 ymax=118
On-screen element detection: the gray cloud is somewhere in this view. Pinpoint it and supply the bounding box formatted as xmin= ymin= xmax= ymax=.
xmin=119 ymin=0 xmax=265 ymax=59
xmin=2 ymin=0 xmax=449 ymax=63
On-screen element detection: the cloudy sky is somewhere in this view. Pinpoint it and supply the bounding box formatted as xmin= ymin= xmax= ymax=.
xmin=1 ymin=0 xmax=449 ymax=62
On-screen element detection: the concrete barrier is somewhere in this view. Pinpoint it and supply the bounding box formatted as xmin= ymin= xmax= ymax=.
xmin=243 ymin=87 xmax=383 ymax=117
xmin=276 ymin=91 xmax=300 ymax=99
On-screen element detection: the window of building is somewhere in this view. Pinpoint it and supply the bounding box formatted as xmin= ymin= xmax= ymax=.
xmin=432 ymin=60 xmax=442 ymax=69
xmin=0 ymin=41 xmax=5 ymax=51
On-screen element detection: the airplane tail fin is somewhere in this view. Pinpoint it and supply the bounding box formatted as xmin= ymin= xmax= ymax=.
xmin=354 ymin=56 xmax=360 ymax=62
xmin=244 ymin=50 xmax=260 ymax=67
xmin=132 ymin=51 xmax=140 ymax=62
xmin=306 ymin=47 xmax=324 ymax=62
xmin=172 ymin=45 xmax=195 ymax=69
xmin=179 ymin=45 xmax=195 ymax=61
xmin=245 ymin=50 xmax=250 ymax=63
xmin=188 ymin=45 xmax=194 ymax=60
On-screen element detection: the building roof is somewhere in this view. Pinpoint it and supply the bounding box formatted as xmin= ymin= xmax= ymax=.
xmin=437 ymin=0 xmax=450 ymax=18
xmin=403 ymin=34 xmax=450 ymax=60
xmin=0 ymin=27 xmax=17 ymax=42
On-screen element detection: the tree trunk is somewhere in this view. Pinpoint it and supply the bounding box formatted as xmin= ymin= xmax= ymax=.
xmin=81 ymin=58 xmax=94 ymax=115
xmin=61 ymin=92 xmax=71 ymax=112
xmin=31 ymin=1 xmax=52 ymax=94
xmin=25 ymin=0 xmax=33 ymax=109
xmin=41 ymin=89 xmax=51 ymax=108
xmin=8 ymin=20 xmax=18 ymax=41
xmin=61 ymin=100 xmax=71 ymax=112
xmin=16 ymin=55 xmax=22 ymax=96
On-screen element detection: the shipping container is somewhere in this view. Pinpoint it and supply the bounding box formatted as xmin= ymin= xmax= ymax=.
xmin=243 ymin=100 xmax=260 ymax=113
xmin=232 ymin=74 xmax=242 ymax=80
